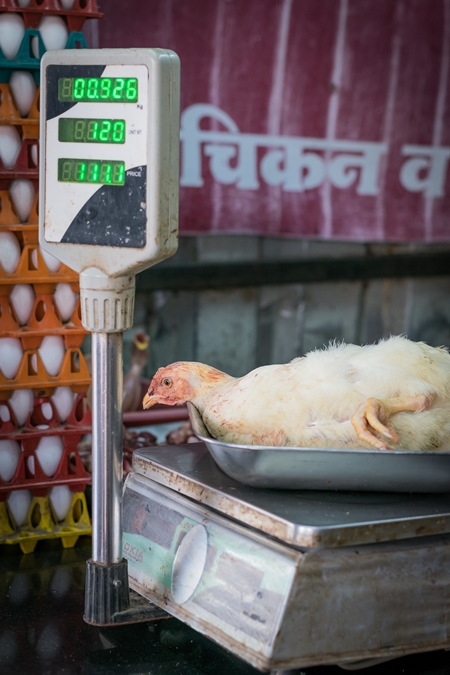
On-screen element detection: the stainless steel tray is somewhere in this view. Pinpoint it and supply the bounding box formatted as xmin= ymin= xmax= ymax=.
xmin=187 ymin=403 xmax=450 ymax=492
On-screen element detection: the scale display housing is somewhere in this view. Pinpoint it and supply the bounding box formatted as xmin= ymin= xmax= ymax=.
xmin=39 ymin=48 xmax=180 ymax=277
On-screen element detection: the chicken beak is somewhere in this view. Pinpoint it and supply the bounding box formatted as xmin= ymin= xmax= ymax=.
xmin=142 ymin=392 xmax=156 ymax=409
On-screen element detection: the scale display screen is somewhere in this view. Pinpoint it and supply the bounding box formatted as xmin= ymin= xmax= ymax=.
xmin=44 ymin=62 xmax=149 ymax=247
xmin=58 ymin=158 xmax=126 ymax=185
xmin=58 ymin=76 xmax=138 ymax=102
xmin=58 ymin=118 xmax=126 ymax=144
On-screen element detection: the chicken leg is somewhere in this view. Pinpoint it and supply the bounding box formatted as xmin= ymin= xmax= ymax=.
xmin=351 ymin=393 xmax=434 ymax=450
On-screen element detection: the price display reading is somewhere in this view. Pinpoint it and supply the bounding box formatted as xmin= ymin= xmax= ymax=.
xmin=59 ymin=118 xmax=126 ymax=144
xmin=58 ymin=158 xmax=126 ymax=186
xmin=58 ymin=77 xmax=138 ymax=102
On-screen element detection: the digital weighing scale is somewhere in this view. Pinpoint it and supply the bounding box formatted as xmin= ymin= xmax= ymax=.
xmin=39 ymin=48 xmax=450 ymax=673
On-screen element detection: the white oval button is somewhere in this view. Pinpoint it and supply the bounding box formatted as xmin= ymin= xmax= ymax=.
xmin=171 ymin=524 xmax=208 ymax=604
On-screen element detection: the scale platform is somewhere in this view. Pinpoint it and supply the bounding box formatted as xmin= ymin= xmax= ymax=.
xmin=123 ymin=443 xmax=450 ymax=671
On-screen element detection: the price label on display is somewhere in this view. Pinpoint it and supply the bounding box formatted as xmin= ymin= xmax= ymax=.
xmin=39 ymin=49 xmax=180 ymax=278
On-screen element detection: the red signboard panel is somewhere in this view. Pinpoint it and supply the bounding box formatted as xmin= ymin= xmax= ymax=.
xmin=98 ymin=0 xmax=450 ymax=242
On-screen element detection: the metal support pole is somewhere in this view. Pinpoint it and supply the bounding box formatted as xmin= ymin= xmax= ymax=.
xmin=84 ymin=330 xmax=130 ymax=624
xmin=81 ymin=270 xmax=165 ymax=625
xmin=91 ymin=332 xmax=123 ymax=564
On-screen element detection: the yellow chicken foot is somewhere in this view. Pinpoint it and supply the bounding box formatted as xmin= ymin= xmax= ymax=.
xmin=351 ymin=394 xmax=435 ymax=450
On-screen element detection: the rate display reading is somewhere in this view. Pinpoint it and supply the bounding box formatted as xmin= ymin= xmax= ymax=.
xmin=58 ymin=118 xmax=126 ymax=144
xmin=58 ymin=158 xmax=125 ymax=186
xmin=58 ymin=77 xmax=138 ymax=102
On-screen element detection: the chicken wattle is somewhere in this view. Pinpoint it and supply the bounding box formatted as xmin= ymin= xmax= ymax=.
xmin=143 ymin=336 xmax=450 ymax=451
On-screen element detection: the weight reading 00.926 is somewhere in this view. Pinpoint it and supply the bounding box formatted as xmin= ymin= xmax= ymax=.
xmin=58 ymin=77 xmax=138 ymax=103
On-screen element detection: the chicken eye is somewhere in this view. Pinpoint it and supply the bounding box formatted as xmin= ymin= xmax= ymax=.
xmin=163 ymin=378 xmax=172 ymax=387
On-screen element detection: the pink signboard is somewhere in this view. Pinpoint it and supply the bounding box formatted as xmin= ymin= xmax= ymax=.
xmin=98 ymin=0 xmax=450 ymax=242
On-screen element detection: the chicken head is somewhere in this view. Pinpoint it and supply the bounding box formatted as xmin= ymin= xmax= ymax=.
xmin=143 ymin=361 xmax=231 ymax=409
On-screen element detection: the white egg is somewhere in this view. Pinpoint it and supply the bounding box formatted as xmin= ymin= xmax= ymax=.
xmin=9 ymin=72 xmax=37 ymax=118
xmin=7 ymin=489 xmax=32 ymax=527
xmin=30 ymin=142 xmax=38 ymax=167
xmin=10 ymin=284 xmax=35 ymax=326
xmin=0 ymin=14 xmax=25 ymax=59
xmin=41 ymin=402 xmax=53 ymax=420
xmin=9 ymin=179 xmax=36 ymax=222
xmin=38 ymin=336 xmax=65 ymax=377
xmin=0 ymin=231 xmax=21 ymax=273
xmin=0 ymin=126 xmax=22 ymax=169
xmin=27 ymin=454 xmax=34 ymax=474
xmin=17 ymin=0 xmax=31 ymax=6
xmin=54 ymin=283 xmax=77 ymax=322
xmin=0 ymin=439 xmax=21 ymax=482
xmin=33 ymin=246 xmax=61 ymax=273
xmin=60 ymin=0 xmax=75 ymax=8
xmin=35 ymin=435 xmax=63 ymax=476
xmin=27 ymin=431 xmax=49 ymax=474
xmin=0 ymin=404 xmax=10 ymax=423
xmin=8 ymin=389 xmax=34 ymax=426
xmin=32 ymin=16 xmax=68 ymax=58
xmin=49 ymin=485 xmax=72 ymax=521
xmin=51 ymin=386 xmax=74 ymax=422
xmin=0 ymin=338 xmax=23 ymax=380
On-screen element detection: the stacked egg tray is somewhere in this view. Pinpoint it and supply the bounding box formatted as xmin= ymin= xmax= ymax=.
xmin=0 ymin=394 xmax=92 ymax=554
xmin=0 ymin=183 xmax=92 ymax=552
xmin=0 ymin=0 xmax=103 ymax=83
xmin=0 ymin=0 xmax=101 ymax=552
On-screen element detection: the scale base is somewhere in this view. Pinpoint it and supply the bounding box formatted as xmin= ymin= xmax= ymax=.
xmin=84 ymin=558 xmax=168 ymax=626
xmin=123 ymin=449 xmax=450 ymax=672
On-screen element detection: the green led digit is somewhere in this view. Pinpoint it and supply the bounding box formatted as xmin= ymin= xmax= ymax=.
xmin=112 ymin=78 xmax=125 ymax=100
xmin=58 ymin=78 xmax=73 ymax=101
xmin=99 ymin=78 xmax=112 ymax=99
xmin=75 ymin=161 xmax=87 ymax=181
xmin=113 ymin=163 xmax=125 ymax=185
xmin=100 ymin=163 xmax=113 ymax=184
xmin=73 ymin=78 xmax=86 ymax=100
xmin=61 ymin=160 xmax=72 ymax=181
xmin=74 ymin=119 xmax=85 ymax=141
xmin=87 ymin=119 xmax=99 ymax=141
xmin=88 ymin=162 xmax=100 ymax=182
xmin=112 ymin=120 xmax=125 ymax=143
xmin=99 ymin=120 xmax=112 ymax=142
xmin=87 ymin=78 xmax=99 ymax=100
xmin=125 ymin=78 xmax=138 ymax=101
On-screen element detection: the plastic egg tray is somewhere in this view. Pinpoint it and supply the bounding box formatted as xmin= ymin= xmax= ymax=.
xmin=0 ymin=490 xmax=91 ymax=553
xmin=0 ymin=430 xmax=91 ymax=495
xmin=0 ymin=183 xmax=38 ymax=223
xmin=0 ymin=0 xmax=103 ymax=32
xmin=0 ymin=134 xmax=38 ymax=177
xmin=0 ymin=344 xmax=91 ymax=396
xmin=0 ymin=390 xmax=90 ymax=431
xmin=0 ymin=291 xmax=86 ymax=348
xmin=0 ymin=28 xmax=87 ymax=81
xmin=0 ymin=229 xmax=80 ymax=287
xmin=0 ymin=82 xmax=40 ymax=135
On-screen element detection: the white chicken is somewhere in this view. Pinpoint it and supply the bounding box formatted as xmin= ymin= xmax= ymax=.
xmin=143 ymin=336 xmax=450 ymax=451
